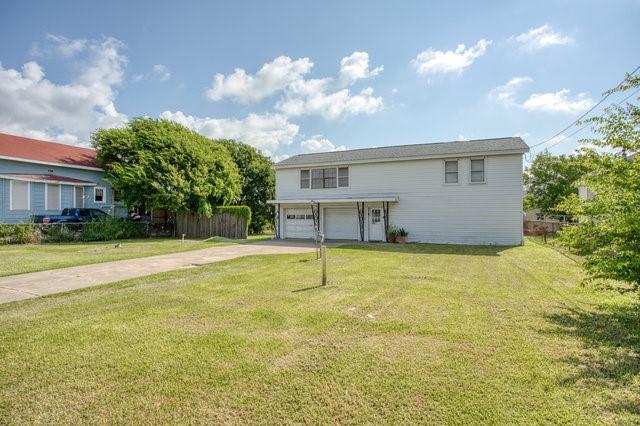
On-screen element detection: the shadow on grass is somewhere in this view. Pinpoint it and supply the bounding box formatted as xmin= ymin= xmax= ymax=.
xmin=544 ymin=302 xmax=640 ymax=416
xmin=336 ymin=242 xmax=514 ymax=256
xmin=292 ymin=284 xmax=326 ymax=293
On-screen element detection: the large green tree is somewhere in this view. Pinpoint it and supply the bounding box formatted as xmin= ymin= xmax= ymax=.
xmin=524 ymin=152 xmax=588 ymax=216
xmin=558 ymin=74 xmax=640 ymax=289
xmin=92 ymin=118 xmax=241 ymax=215
xmin=218 ymin=140 xmax=275 ymax=234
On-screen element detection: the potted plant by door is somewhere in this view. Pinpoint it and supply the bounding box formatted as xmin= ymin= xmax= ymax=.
xmin=396 ymin=227 xmax=408 ymax=244
xmin=386 ymin=226 xmax=398 ymax=243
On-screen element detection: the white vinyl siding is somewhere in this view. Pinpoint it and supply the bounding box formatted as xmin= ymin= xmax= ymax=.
xmin=470 ymin=159 xmax=485 ymax=183
xmin=45 ymin=184 xmax=61 ymax=211
xmin=276 ymin=154 xmax=524 ymax=245
xmin=10 ymin=180 xmax=30 ymax=210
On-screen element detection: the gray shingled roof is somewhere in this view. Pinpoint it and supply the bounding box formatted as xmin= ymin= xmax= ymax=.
xmin=275 ymin=137 xmax=529 ymax=168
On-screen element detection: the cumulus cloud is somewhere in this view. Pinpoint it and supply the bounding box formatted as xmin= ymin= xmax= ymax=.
xmin=206 ymin=53 xmax=384 ymax=120
xmin=522 ymin=89 xmax=594 ymax=114
xmin=489 ymin=77 xmax=593 ymax=114
xmin=300 ymin=136 xmax=346 ymax=153
xmin=512 ymin=24 xmax=573 ymax=50
xmin=0 ymin=35 xmax=127 ymax=146
xmin=160 ymin=110 xmax=299 ymax=156
xmin=412 ymin=39 xmax=491 ymax=76
xmin=489 ymin=76 xmax=532 ymax=107
xmin=339 ymin=51 xmax=383 ymax=86
xmin=276 ymin=78 xmax=383 ymax=120
xmin=206 ymin=56 xmax=313 ymax=103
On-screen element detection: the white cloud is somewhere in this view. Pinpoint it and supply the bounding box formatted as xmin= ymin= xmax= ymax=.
xmin=41 ymin=33 xmax=88 ymax=57
xmin=276 ymin=78 xmax=383 ymax=120
xmin=0 ymin=35 xmax=127 ymax=146
xmin=522 ymin=89 xmax=594 ymax=114
xmin=300 ymin=136 xmax=346 ymax=153
xmin=412 ymin=39 xmax=491 ymax=76
xmin=513 ymin=24 xmax=573 ymax=50
xmin=339 ymin=51 xmax=383 ymax=85
xmin=160 ymin=110 xmax=298 ymax=156
xmin=489 ymin=76 xmax=532 ymax=107
xmin=206 ymin=56 xmax=313 ymax=103
xmin=489 ymin=78 xmax=593 ymax=114
xmin=152 ymin=64 xmax=171 ymax=81
xmin=457 ymin=134 xmax=468 ymax=141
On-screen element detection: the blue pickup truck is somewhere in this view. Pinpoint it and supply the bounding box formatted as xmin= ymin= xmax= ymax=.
xmin=31 ymin=208 xmax=110 ymax=224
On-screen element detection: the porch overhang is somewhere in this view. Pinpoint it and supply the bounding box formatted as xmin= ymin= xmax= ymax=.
xmin=267 ymin=194 xmax=399 ymax=204
xmin=0 ymin=173 xmax=97 ymax=186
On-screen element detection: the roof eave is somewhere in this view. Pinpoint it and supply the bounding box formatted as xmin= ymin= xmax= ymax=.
xmin=0 ymin=155 xmax=103 ymax=171
xmin=274 ymin=148 xmax=529 ymax=169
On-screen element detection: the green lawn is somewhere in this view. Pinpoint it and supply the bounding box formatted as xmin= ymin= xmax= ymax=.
xmin=0 ymin=241 xmax=638 ymax=423
xmin=0 ymin=235 xmax=271 ymax=277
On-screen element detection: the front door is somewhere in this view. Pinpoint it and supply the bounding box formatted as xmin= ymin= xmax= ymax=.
xmin=368 ymin=208 xmax=384 ymax=241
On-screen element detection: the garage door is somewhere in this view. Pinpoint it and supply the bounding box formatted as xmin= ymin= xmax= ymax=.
xmin=324 ymin=208 xmax=359 ymax=240
xmin=284 ymin=209 xmax=315 ymax=239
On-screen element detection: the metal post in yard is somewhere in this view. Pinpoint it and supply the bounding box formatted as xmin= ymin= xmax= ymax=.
xmin=321 ymin=243 xmax=327 ymax=286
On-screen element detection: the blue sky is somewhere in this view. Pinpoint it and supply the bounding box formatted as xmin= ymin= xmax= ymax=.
xmin=1 ymin=0 xmax=638 ymax=162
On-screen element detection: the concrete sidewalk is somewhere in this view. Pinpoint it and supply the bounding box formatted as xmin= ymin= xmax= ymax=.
xmin=0 ymin=240 xmax=320 ymax=304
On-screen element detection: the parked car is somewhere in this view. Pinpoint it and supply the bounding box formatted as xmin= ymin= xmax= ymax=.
xmin=31 ymin=208 xmax=110 ymax=224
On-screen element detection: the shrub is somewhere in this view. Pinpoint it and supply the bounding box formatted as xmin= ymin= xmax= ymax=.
xmin=80 ymin=217 xmax=148 ymax=242
xmin=0 ymin=224 xmax=38 ymax=245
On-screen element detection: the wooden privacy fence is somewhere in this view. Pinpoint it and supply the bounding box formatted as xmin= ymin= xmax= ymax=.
xmin=176 ymin=212 xmax=248 ymax=239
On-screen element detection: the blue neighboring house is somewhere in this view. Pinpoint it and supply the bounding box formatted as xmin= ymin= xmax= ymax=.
xmin=0 ymin=132 xmax=124 ymax=223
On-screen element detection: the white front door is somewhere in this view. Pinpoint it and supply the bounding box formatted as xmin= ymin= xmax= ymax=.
xmin=368 ymin=208 xmax=385 ymax=241
xmin=283 ymin=209 xmax=315 ymax=239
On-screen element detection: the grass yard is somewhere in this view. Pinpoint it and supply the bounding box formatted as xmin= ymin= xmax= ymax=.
xmin=0 ymin=241 xmax=638 ymax=423
xmin=0 ymin=235 xmax=271 ymax=277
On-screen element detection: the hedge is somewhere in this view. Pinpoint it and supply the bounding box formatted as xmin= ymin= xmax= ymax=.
xmin=0 ymin=218 xmax=149 ymax=245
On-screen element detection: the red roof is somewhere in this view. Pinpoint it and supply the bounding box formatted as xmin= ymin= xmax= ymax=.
xmin=0 ymin=133 xmax=100 ymax=169
xmin=0 ymin=173 xmax=96 ymax=185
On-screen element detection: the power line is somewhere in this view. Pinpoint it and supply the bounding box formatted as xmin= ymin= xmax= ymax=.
xmin=529 ymin=65 xmax=640 ymax=149
xmin=537 ymin=86 xmax=640 ymax=152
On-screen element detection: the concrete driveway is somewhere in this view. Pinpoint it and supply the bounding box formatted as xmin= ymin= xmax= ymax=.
xmin=0 ymin=240 xmax=325 ymax=304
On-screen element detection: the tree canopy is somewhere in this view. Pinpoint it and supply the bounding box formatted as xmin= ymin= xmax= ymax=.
xmin=558 ymin=73 xmax=640 ymax=290
xmin=217 ymin=140 xmax=275 ymax=234
xmin=92 ymin=118 xmax=241 ymax=215
xmin=523 ymin=152 xmax=588 ymax=216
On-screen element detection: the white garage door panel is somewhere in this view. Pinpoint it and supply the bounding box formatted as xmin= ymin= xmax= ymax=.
xmin=324 ymin=208 xmax=359 ymax=240
xmin=284 ymin=209 xmax=314 ymax=239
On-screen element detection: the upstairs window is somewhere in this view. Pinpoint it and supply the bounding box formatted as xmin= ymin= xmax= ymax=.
xmin=300 ymin=170 xmax=310 ymax=189
xmin=323 ymin=168 xmax=337 ymax=188
xmin=445 ymin=160 xmax=458 ymax=183
xmin=338 ymin=167 xmax=349 ymax=187
xmin=470 ymin=159 xmax=485 ymax=183
xmin=307 ymin=167 xmax=348 ymax=189
xmin=311 ymin=169 xmax=324 ymax=189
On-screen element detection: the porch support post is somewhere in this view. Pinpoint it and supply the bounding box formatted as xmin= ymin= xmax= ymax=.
xmin=357 ymin=202 xmax=365 ymax=242
xmin=274 ymin=203 xmax=281 ymax=239
xmin=311 ymin=202 xmax=320 ymax=234
xmin=383 ymin=201 xmax=390 ymax=242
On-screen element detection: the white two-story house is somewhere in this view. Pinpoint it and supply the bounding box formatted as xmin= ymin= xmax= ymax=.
xmin=269 ymin=137 xmax=529 ymax=245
